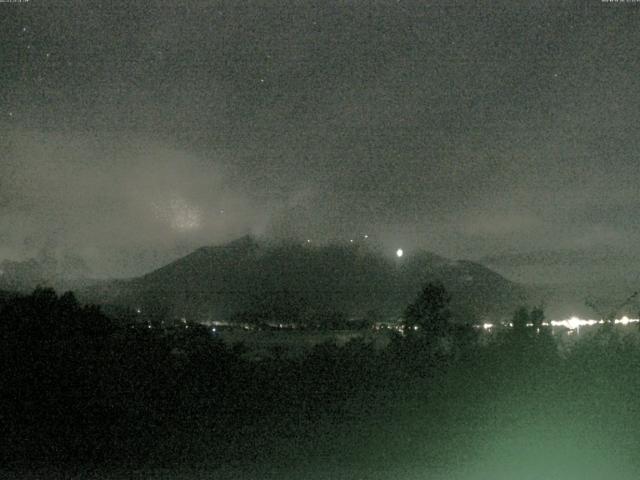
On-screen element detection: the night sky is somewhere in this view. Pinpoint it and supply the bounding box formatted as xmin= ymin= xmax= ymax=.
xmin=1 ymin=0 xmax=639 ymax=279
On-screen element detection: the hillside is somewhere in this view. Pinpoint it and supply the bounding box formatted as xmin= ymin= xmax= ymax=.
xmin=80 ymin=236 xmax=527 ymax=324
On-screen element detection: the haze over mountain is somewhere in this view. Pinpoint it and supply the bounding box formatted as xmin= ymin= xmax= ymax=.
xmin=79 ymin=235 xmax=526 ymax=325
xmin=8 ymin=237 xmax=636 ymax=320
xmin=480 ymin=246 xmax=640 ymax=318
xmin=481 ymin=246 xmax=640 ymax=285
xmin=0 ymin=250 xmax=95 ymax=293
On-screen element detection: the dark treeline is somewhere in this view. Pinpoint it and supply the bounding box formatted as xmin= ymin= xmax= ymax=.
xmin=2 ymin=286 xmax=640 ymax=478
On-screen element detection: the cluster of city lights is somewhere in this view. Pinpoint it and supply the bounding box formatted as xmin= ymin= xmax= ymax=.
xmin=550 ymin=315 xmax=639 ymax=330
xmin=480 ymin=316 xmax=640 ymax=331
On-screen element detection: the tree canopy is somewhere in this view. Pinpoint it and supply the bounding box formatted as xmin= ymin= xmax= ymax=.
xmin=403 ymin=282 xmax=451 ymax=339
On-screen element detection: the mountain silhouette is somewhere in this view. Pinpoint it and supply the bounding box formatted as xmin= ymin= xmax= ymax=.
xmin=80 ymin=235 xmax=526 ymax=324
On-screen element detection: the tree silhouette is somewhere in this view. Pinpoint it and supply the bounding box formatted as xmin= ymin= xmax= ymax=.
xmin=530 ymin=305 xmax=545 ymax=331
xmin=512 ymin=306 xmax=530 ymax=334
xmin=0 ymin=287 xmax=114 ymax=343
xmin=403 ymin=282 xmax=451 ymax=339
xmin=503 ymin=305 xmax=556 ymax=373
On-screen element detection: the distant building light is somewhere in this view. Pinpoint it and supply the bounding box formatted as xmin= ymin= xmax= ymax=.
xmin=618 ymin=316 xmax=632 ymax=325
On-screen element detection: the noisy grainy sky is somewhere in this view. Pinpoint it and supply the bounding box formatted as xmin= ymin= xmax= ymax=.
xmin=1 ymin=0 xmax=639 ymax=278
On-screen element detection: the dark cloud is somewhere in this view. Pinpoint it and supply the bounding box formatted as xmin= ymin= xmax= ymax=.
xmin=1 ymin=0 xmax=639 ymax=280
xmin=0 ymin=129 xmax=267 ymax=275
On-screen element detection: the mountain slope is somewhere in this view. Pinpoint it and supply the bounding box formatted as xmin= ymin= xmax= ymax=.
xmin=80 ymin=236 xmax=526 ymax=324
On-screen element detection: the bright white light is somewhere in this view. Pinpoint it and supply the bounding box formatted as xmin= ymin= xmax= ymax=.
xmin=567 ymin=316 xmax=582 ymax=330
xmin=549 ymin=316 xmax=639 ymax=330
xmin=483 ymin=323 xmax=494 ymax=330
xmin=550 ymin=317 xmax=597 ymax=330
xmin=617 ymin=316 xmax=631 ymax=325
xmin=396 ymin=248 xmax=403 ymax=258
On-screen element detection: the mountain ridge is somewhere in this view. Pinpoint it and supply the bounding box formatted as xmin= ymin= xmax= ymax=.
xmin=78 ymin=236 xmax=527 ymax=324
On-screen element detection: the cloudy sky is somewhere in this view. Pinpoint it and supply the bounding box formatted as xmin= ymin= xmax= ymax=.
xmin=1 ymin=0 xmax=639 ymax=278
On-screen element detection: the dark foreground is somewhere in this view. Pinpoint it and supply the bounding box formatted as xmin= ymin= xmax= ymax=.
xmin=2 ymin=291 xmax=640 ymax=479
